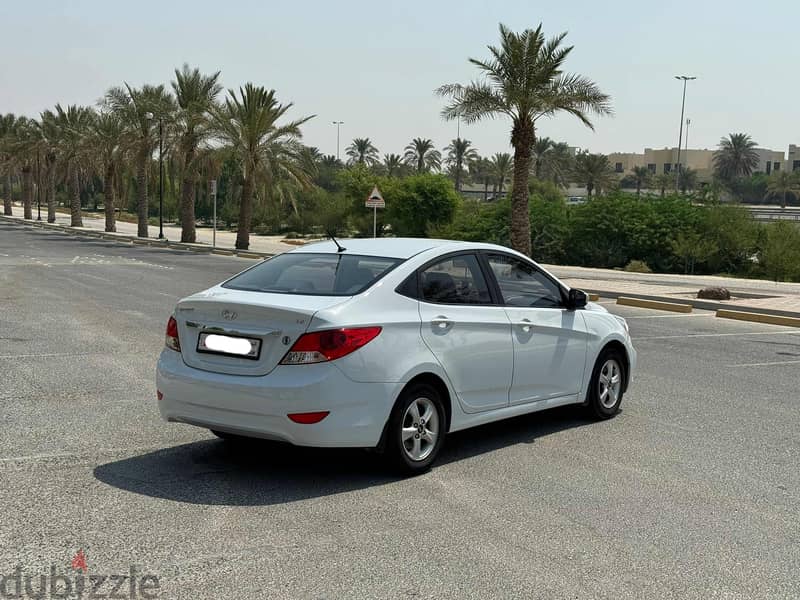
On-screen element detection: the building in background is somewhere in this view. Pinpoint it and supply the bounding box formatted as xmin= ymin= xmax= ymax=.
xmin=608 ymin=145 xmax=796 ymax=182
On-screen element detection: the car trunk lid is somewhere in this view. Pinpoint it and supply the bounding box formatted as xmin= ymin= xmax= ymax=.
xmin=175 ymin=287 xmax=349 ymax=376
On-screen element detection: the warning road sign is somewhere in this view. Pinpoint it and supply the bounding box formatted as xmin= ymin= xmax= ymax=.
xmin=365 ymin=186 xmax=385 ymax=208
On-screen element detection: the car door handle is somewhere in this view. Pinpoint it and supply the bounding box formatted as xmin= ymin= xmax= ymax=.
xmin=431 ymin=316 xmax=452 ymax=330
xmin=515 ymin=318 xmax=532 ymax=332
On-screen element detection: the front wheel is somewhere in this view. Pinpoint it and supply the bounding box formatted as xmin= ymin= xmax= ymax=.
xmin=385 ymin=383 xmax=446 ymax=475
xmin=587 ymin=349 xmax=626 ymax=419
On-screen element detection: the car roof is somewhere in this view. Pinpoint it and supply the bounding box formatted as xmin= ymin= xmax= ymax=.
xmin=289 ymin=237 xmax=464 ymax=259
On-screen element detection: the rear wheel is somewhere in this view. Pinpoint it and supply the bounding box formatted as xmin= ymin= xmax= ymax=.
xmin=385 ymin=383 xmax=446 ymax=475
xmin=587 ymin=348 xmax=626 ymax=419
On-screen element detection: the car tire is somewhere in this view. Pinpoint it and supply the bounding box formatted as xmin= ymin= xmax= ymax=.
xmin=385 ymin=383 xmax=446 ymax=475
xmin=587 ymin=348 xmax=626 ymax=419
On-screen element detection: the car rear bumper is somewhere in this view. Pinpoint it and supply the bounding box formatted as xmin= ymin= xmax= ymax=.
xmin=155 ymin=350 xmax=399 ymax=447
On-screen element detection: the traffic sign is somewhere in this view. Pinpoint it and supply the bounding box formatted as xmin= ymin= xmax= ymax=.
xmin=365 ymin=186 xmax=385 ymax=208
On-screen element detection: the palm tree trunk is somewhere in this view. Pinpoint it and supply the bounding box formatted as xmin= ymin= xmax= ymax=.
xmin=46 ymin=165 xmax=56 ymax=223
xmin=455 ymin=159 xmax=461 ymax=193
xmin=236 ymin=176 xmax=253 ymax=250
xmin=587 ymin=184 xmax=594 ymax=198
xmin=22 ymin=166 xmax=33 ymax=219
xmin=136 ymin=147 xmax=149 ymax=238
xmin=782 ymin=190 xmax=787 ymax=209
xmin=3 ymin=174 xmax=12 ymax=215
xmin=636 ymin=182 xmax=641 ymax=198
xmin=180 ymin=148 xmax=196 ymax=242
xmin=510 ymin=124 xmax=533 ymax=256
xmin=104 ymin=163 xmax=116 ymax=232
xmin=69 ymin=168 xmax=82 ymax=227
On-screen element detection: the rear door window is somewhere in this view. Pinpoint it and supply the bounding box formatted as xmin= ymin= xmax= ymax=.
xmin=222 ymin=253 xmax=402 ymax=296
xmin=419 ymin=254 xmax=492 ymax=305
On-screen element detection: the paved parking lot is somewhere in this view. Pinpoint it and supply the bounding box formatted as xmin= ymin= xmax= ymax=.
xmin=1 ymin=220 xmax=798 ymax=599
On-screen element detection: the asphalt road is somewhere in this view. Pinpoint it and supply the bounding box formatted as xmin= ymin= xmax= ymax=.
xmin=1 ymin=220 xmax=799 ymax=599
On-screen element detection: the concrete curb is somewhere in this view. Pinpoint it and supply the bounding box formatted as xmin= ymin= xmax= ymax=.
xmin=617 ymin=296 xmax=693 ymax=313
xmin=716 ymin=309 xmax=800 ymax=328
xmin=235 ymin=251 xmax=265 ymax=259
xmin=583 ymin=287 xmax=800 ymax=319
xmin=588 ymin=293 xmax=600 ymax=302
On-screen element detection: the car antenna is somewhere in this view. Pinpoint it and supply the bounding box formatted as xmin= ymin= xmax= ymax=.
xmin=327 ymin=230 xmax=346 ymax=253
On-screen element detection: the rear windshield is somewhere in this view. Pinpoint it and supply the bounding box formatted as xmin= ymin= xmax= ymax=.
xmin=222 ymin=253 xmax=403 ymax=296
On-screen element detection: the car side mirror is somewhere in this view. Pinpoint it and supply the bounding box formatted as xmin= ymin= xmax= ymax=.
xmin=568 ymin=288 xmax=587 ymax=310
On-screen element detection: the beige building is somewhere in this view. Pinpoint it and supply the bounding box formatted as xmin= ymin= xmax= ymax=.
xmin=608 ymin=145 xmax=798 ymax=182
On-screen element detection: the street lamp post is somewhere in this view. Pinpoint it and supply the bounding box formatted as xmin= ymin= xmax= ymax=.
xmin=158 ymin=117 xmax=164 ymax=239
xmin=36 ymin=148 xmax=41 ymax=221
xmin=332 ymin=121 xmax=344 ymax=161
xmin=685 ymin=118 xmax=691 ymax=154
xmin=674 ymin=75 xmax=696 ymax=189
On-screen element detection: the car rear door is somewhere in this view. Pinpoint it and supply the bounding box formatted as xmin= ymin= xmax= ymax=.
xmin=484 ymin=253 xmax=588 ymax=405
xmin=415 ymin=252 xmax=513 ymax=413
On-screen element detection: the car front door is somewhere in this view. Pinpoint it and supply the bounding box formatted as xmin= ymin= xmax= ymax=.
xmin=416 ymin=253 xmax=513 ymax=413
xmin=484 ymin=253 xmax=588 ymax=405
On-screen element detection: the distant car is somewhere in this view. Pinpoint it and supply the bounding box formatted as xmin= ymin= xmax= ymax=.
xmin=156 ymin=238 xmax=635 ymax=473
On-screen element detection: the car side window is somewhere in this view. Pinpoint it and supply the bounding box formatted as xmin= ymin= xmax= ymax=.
xmin=420 ymin=254 xmax=492 ymax=305
xmin=487 ymin=254 xmax=564 ymax=308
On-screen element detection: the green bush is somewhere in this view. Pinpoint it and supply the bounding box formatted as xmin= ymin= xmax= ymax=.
xmin=624 ymin=260 xmax=652 ymax=273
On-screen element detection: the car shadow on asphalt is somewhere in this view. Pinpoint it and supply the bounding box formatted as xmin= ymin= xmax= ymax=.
xmin=92 ymin=405 xmax=595 ymax=506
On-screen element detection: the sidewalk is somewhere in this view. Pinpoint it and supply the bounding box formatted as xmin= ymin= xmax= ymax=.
xmin=3 ymin=204 xmax=799 ymax=317
xmin=5 ymin=204 xmax=298 ymax=255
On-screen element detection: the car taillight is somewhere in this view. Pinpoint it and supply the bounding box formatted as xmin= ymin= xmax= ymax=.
xmin=281 ymin=327 xmax=381 ymax=365
xmin=165 ymin=316 xmax=181 ymax=352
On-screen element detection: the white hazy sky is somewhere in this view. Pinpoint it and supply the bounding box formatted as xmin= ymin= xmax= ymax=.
xmin=1 ymin=0 xmax=798 ymax=159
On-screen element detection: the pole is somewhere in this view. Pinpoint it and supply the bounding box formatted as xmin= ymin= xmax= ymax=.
xmin=373 ymin=206 xmax=377 ymax=238
xmin=158 ymin=118 xmax=164 ymax=239
xmin=211 ymin=179 xmax=217 ymax=249
xmin=685 ymin=118 xmax=691 ymax=154
xmin=36 ymin=149 xmax=41 ymax=221
xmin=333 ymin=121 xmax=343 ymax=161
xmin=674 ymin=76 xmax=696 ymax=190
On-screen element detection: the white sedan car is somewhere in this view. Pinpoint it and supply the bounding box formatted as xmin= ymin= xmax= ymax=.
xmin=156 ymin=238 xmax=635 ymax=473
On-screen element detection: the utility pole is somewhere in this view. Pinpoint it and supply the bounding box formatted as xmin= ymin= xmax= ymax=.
xmin=332 ymin=121 xmax=344 ymax=161
xmin=674 ymin=76 xmax=696 ymax=190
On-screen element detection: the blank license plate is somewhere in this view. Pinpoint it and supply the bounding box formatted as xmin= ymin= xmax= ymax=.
xmin=197 ymin=332 xmax=261 ymax=359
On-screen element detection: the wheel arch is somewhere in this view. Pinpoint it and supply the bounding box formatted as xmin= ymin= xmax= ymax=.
xmin=374 ymin=371 xmax=453 ymax=453
xmin=599 ymin=339 xmax=631 ymax=391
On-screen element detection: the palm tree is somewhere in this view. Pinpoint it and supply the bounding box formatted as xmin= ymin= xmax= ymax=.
xmin=654 ymin=173 xmax=673 ymax=198
xmin=766 ymin=170 xmax=799 ymax=208
xmin=211 ymin=83 xmax=314 ymax=250
xmin=469 ymin=157 xmax=493 ymax=201
xmin=383 ymin=153 xmax=404 ymax=177
xmin=573 ymin=152 xmax=615 ymax=198
xmin=444 ymin=138 xmax=479 ymax=191
xmin=0 ymin=114 xmax=20 ymax=216
xmin=36 ymin=110 xmax=61 ymax=223
xmin=8 ymin=117 xmax=38 ymax=220
xmin=172 ymin=64 xmax=222 ymax=242
xmin=531 ymin=137 xmax=553 ymax=178
xmin=106 ymin=83 xmax=175 ymax=237
xmin=403 ymin=137 xmax=441 ymax=173
xmin=345 ymin=138 xmax=379 ymax=166
xmin=631 ymin=166 xmax=651 ymax=197
xmin=678 ymin=167 xmax=698 ymax=194
xmin=53 ymin=105 xmax=95 ymax=226
xmin=489 ymin=152 xmax=513 ymax=197
xmin=713 ymin=133 xmax=760 ymax=184
xmin=437 ymin=23 xmax=611 ymax=256
xmin=538 ymin=142 xmax=574 ymax=188
xmin=89 ymin=110 xmax=125 ymax=231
